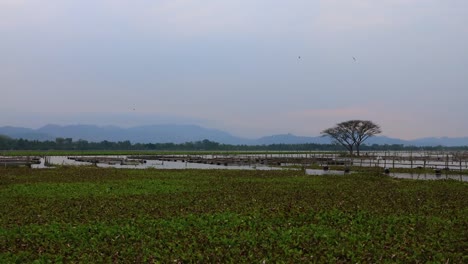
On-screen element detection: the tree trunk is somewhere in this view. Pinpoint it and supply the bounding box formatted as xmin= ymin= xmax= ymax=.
xmin=347 ymin=144 xmax=353 ymax=156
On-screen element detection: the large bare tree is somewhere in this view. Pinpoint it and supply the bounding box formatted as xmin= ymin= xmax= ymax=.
xmin=321 ymin=120 xmax=382 ymax=156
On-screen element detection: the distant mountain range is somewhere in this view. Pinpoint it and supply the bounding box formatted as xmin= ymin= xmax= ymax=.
xmin=1 ymin=124 xmax=468 ymax=147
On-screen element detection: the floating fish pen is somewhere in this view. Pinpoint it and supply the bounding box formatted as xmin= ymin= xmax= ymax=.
xmin=4 ymin=151 xmax=465 ymax=171
xmin=68 ymin=156 xmax=146 ymax=166
xmin=128 ymin=154 xmax=336 ymax=167
xmin=129 ymin=151 xmax=468 ymax=171
xmin=0 ymin=157 xmax=41 ymax=167
xmin=353 ymin=151 xmax=468 ymax=171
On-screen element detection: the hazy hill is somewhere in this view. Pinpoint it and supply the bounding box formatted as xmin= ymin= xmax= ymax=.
xmin=1 ymin=124 xmax=248 ymax=144
xmin=0 ymin=126 xmax=53 ymax=141
xmin=1 ymin=124 xmax=468 ymax=146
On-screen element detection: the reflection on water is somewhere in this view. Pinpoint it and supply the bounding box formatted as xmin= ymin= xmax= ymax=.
xmin=306 ymin=168 xmax=467 ymax=182
xmin=305 ymin=169 xmax=351 ymax=176
xmin=387 ymin=172 xmax=467 ymax=182
xmin=31 ymin=156 xmax=281 ymax=171
xmin=98 ymin=160 xmax=280 ymax=171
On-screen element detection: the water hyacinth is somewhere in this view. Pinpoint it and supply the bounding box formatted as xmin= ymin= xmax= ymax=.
xmin=0 ymin=167 xmax=466 ymax=262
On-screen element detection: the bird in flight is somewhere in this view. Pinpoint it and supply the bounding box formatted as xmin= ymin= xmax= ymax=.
xmin=352 ymin=57 xmax=357 ymax=62
xmin=298 ymin=56 xmax=301 ymax=59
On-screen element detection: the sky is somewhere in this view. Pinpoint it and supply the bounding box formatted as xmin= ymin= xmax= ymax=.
xmin=1 ymin=0 xmax=467 ymax=139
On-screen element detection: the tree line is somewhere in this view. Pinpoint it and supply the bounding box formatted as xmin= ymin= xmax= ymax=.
xmin=0 ymin=135 xmax=467 ymax=152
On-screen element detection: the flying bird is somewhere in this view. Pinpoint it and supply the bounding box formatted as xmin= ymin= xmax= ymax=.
xmin=352 ymin=57 xmax=357 ymax=62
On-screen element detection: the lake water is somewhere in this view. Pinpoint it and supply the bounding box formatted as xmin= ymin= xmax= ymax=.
xmin=31 ymin=156 xmax=281 ymax=171
xmin=22 ymin=156 xmax=468 ymax=182
xmin=305 ymin=169 xmax=352 ymax=176
xmin=305 ymin=168 xmax=467 ymax=182
xmin=387 ymin=172 xmax=467 ymax=182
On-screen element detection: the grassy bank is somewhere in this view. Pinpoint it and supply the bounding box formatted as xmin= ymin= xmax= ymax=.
xmin=0 ymin=167 xmax=466 ymax=262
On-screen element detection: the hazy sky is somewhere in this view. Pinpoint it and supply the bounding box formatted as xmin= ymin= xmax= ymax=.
xmin=1 ymin=0 xmax=467 ymax=139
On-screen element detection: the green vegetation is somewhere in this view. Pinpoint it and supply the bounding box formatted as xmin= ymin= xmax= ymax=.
xmin=2 ymin=135 xmax=468 ymax=153
xmin=0 ymin=167 xmax=467 ymax=262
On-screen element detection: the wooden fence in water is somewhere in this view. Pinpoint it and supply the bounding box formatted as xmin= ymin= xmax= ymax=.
xmin=129 ymin=151 xmax=468 ymax=171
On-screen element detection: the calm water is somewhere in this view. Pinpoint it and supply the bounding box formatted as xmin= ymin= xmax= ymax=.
xmin=387 ymin=172 xmax=467 ymax=182
xmin=305 ymin=169 xmax=351 ymax=176
xmin=24 ymin=156 xmax=468 ymax=182
xmin=31 ymin=156 xmax=281 ymax=171
xmin=305 ymin=168 xmax=467 ymax=181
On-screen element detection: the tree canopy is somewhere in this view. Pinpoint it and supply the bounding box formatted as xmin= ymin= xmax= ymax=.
xmin=321 ymin=120 xmax=382 ymax=155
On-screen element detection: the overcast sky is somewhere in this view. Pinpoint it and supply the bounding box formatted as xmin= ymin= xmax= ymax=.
xmin=1 ymin=0 xmax=467 ymax=139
